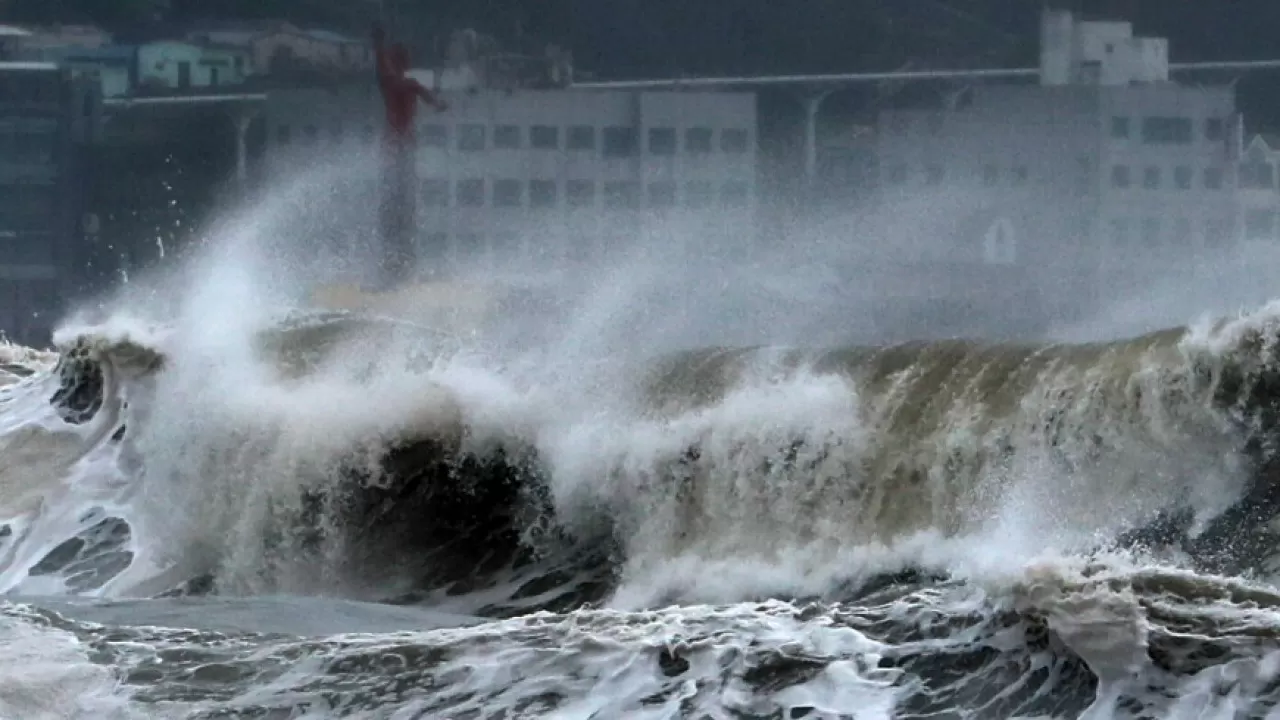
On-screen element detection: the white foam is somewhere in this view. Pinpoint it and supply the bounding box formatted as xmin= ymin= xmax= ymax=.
xmin=0 ymin=608 xmax=138 ymax=720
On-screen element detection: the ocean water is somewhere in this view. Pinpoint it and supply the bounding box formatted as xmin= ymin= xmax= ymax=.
xmin=5 ymin=290 xmax=1280 ymax=719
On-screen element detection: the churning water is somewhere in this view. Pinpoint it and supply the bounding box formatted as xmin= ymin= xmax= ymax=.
xmin=8 ymin=162 xmax=1280 ymax=717
xmin=8 ymin=285 xmax=1280 ymax=718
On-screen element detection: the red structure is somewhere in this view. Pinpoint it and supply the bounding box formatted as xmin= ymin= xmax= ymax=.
xmin=372 ymin=25 xmax=447 ymax=288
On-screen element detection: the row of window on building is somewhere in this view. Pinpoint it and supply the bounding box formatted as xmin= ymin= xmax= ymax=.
xmin=884 ymin=113 xmax=1228 ymax=147
xmin=419 ymin=177 xmax=752 ymax=210
xmin=882 ymin=162 xmax=1229 ymax=191
xmin=1110 ymin=164 xmax=1227 ymax=190
xmin=1107 ymin=214 xmax=1235 ymax=248
xmin=409 ymin=229 xmax=752 ymax=267
xmin=276 ymin=122 xmax=752 ymax=158
xmin=1110 ymin=116 xmax=1227 ymax=145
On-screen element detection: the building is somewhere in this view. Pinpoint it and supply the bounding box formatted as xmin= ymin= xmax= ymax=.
xmin=41 ymin=40 xmax=253 ymax=97
xmin=11 ymin=25 xmax=112 ymax=60
xmin=0 ymin=62 xmax=100 ymax=344
xmin=187 ymin=22 xmax=371 ymax=79
xmin=265 ymin=84 xmax=758 ymax=279
xmin=872 ymin=8 xmax=1241 ymax=335
xmin=1238 ymin=134 xmax=1280 ymax=243
xmin=134 ymin=41 xmax=252 ymax=91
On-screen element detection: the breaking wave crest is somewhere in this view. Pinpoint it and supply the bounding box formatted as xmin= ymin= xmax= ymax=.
xmin=8 ymin=301 xmax=1280 ymax=716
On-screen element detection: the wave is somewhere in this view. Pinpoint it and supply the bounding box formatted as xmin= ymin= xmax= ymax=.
xmin=6 ymin=301 xmax=1280 ymax=715
xmin=3 ymin=302 xmax=1280 ymax=613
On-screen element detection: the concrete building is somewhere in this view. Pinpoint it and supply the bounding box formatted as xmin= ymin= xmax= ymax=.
xmin=42 ymin=41 xmax=253 ymax=97
xmin=1238 ymin=134 xmax=1280 ymax=243
xmin=265 ymin=84 xmax=758 ymax=276
xmin=187 ymin=22 xmax=371 ymax=78
xmin=0 ymin=62 xmax=100 ymax=344
xmin=872 ymin=8 xmax=1241 ymax=335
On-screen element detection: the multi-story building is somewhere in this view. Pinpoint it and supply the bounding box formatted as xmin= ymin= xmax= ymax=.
xmin=0 ymin=62 xmax=100 ymax=344
xmin=265 ymin=85 xmax=758 ymax=279
xmin=872 ymin=9 xmax=1241 ymax=336
xmin=1238 ymin=134 xmax=1280 ymax=243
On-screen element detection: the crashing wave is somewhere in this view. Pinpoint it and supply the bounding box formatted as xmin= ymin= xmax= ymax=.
xmin=4 ymin=304 xmax=1280 ymax=614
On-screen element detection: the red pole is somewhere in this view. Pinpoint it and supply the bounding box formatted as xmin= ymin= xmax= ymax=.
xmin=372 ymin=24 xmax=446 ymax=290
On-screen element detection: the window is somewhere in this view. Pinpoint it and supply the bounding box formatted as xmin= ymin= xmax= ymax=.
xmin=493 ymin=179 xmax=523 ymax=207
xmin=1141 ymin=217 xmax=1161 ymax=246
xmin=423 ymin=232 xmax=448 ymax=264
xmin=603 ymin=181 xmax=640 ymax=209
xmin=1245 ymin=209 xmax=1276 ymax=240
xmin=1206 ymin=117 xmax=1225 ymax=142
xmin=1205 ymin=218 xmax=1235 ymax=248
xmin=1172 ymin=217 xmax=1193 ymax=245
xmin=1240 ymin=162 xmax=1275 ymax=189
xmin=925 ymin=166 xmax=944 ymax=185
xmin=1204 ymin=167 xmax=1224 ymax=190
xmin=1109 ymin=217 xmax=1129 ymax=246
xmin=1111 ymin=165 xmax=1131 ymax=188
xmin=1076 ymin=156 xmax=1093 ymax=195
xmin=721 ymin=182 xmax=750 ymax=208
xmin=1143 ymin=166 xmax=1160 ymax=190
xmin=422 ymin=124 xmax=448 ymax=148
xmin=529 ymin=179 xmax=557 ymax=207
xmin=1174 ymin=165 xmax=1193 ymax=190
xmin=1141 ymin=117 xmax=1193 ymax=144
xmin=982 ymin=164 xmax=998 ymax=186
xmin=530 ymin=125 xmax=559 ymax=149
xmin=602 ymin=127 xmax=638 ymax=158
xmin=685 ymin=127 xmax=713 ymax=154
xmin=648 ymin=181 xmax=677 ymax=208
xmin=458 ymin=124 xmax=486 ymax=151
xmin=421 ymin=178 xmax=449 ymax=207
xmin=494 ymin=125 xmax=521 ymax=149
xmin=721 ymin=129 xmax=749 ymax=154
xmin=1111 ymin=116 xmax=1130 ymax=139
xmin=566 ymin=180 xmax=595 ymax=207
xmin=648 ymin=127 xmax=677 ymax=156
xmin=567 ymin=125 xmax=595 ymax=150
xmin=685 ymin=181 xmax=714 ymax=208
xmin=276 ymin=124 xmax=291 ymax=145
xmin=457 ymin=178 xmax=485 ymax=206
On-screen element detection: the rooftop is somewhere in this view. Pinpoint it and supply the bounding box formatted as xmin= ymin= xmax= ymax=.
xmin=0 ymin=61 xmax=60 ymax=71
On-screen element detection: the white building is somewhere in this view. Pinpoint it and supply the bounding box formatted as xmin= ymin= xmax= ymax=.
xmin=1238 ymin=134 xmax=1280 ymax=242
xmin=265 ymin=85 xmax=758 ymax=275
xmin=873 ymin=8 xmax=1241 ymax=331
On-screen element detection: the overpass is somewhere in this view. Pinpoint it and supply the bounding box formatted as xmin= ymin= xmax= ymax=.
xmin=572 ymin=60 xmax=1280 ymax=182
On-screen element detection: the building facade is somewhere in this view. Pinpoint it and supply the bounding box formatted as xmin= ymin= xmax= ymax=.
xmin=0 ymin=62 xmax=100 ymax=344
xmin=1238 ymin=134 xmax=1280 ymax=243
xmin=871 ymin=9 xmax=1241 ymax=336
xmin=187 ymin=22 xmax=371 ymax=78
xmin=265 ymin=86 xmax=758 ymax=277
